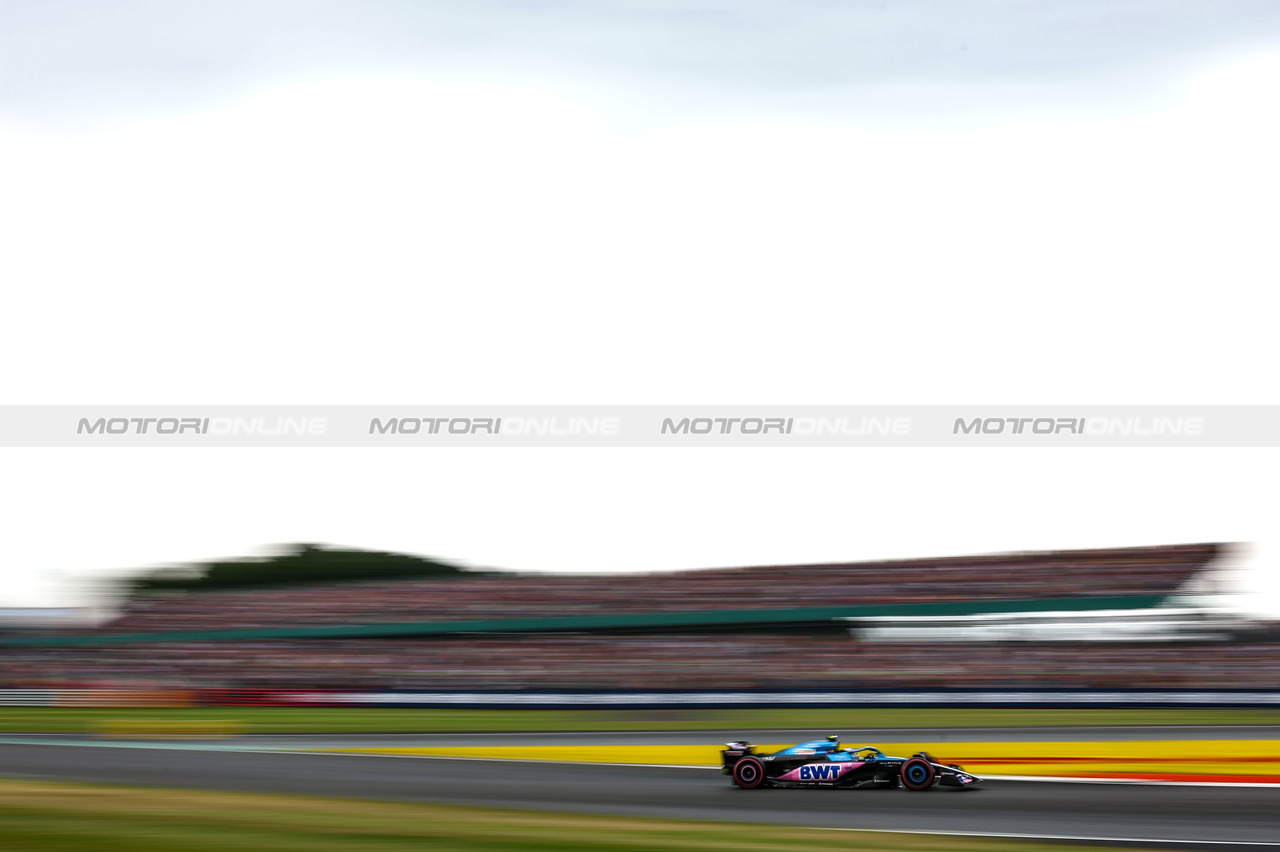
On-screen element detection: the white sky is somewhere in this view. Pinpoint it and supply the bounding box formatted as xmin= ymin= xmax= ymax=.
xmin=0 ymin=3 xmax=1277 ymax=612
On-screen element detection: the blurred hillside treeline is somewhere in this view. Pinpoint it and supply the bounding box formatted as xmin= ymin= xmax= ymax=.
xmin=128 ymin=545 xmax=476 ymax=595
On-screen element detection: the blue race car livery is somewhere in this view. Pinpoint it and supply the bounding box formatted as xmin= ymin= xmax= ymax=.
xmin=722 ymin=735 xmax=982 ymax=790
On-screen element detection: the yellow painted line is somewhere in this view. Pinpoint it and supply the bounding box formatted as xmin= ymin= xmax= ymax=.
xmin=311 ymin=740 xmax=1280 ymax=778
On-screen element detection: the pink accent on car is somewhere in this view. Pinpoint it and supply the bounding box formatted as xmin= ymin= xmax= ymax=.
xmin=777 ymin=762 xmax=864 ymax=782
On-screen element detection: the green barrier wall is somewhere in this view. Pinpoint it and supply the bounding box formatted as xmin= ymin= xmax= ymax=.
xmin=1 ymin=595 xmax=1164 ymax=646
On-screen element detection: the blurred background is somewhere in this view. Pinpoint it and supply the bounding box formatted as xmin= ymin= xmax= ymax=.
xmin=4 ymin=0 xmax=1278 ymax=646
xmin=2 ymin=540 xmax=1275 ymax=704
xmin=3 ymin=1 xmax=1280 ymax=847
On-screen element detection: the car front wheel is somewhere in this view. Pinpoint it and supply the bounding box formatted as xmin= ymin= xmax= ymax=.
xmin=900 ymin=758 xmax=935 ymax=791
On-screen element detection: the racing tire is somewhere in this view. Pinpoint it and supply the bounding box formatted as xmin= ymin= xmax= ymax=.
xmin=732 ymin=756 xmax=766 ymax=789
xmin=900 ymin=758 xmax=935 ymax=791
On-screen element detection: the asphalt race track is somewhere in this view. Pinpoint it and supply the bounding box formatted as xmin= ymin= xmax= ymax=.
xmin=3 ymin=736 xmax=1279 ymax=849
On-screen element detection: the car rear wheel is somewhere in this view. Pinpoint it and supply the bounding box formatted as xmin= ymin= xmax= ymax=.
xmin=900 ymin=758 xmax=935 ymax=791
xmin=732 ymin=756 xmax=766 ymax=789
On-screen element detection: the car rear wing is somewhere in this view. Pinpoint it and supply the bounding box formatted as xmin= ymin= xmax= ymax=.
xmin=720 ymin=741 xmax=756 ymax=774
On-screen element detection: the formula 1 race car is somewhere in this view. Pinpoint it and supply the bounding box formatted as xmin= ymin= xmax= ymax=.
xmin=722 ymin=735 xmax=982 ymax=790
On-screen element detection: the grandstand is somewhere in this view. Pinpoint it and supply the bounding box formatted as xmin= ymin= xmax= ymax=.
xmin=96 ymin=542 xmax=1219 ymax=635
xmin=5 ymin=634 xmax=1280 ymax=692
xmin=4 ymin=542 xmax=1269 ymax=699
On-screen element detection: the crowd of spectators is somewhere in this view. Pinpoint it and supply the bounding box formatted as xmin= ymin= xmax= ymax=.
xmin=101 ymin=544 xmax=1219 ymax=634
xmin=3 ymin=544 xmax=1240 ymax=696
xmin=5 ymin=632 xmax=1278 ymax=691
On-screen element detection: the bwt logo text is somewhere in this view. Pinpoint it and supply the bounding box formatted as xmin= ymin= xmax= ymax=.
xmin=798 ymin=765 xmax=843 ymax=781
xmin=77 ymin=417 xmax=328 ymax=436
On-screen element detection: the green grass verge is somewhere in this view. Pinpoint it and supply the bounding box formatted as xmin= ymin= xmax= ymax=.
xmin=0 ymin=779 xmax=1165 ymax=852
xmin=2 ymin=706 xmax=1279 ymax=735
